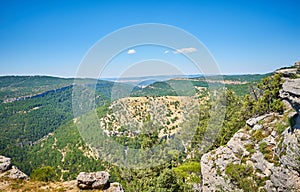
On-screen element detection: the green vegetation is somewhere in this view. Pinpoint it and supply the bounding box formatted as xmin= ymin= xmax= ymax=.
xmin=245 ymin=143 xmax=256 ymax=155
xmin=20 ymin=121 xmax=107 ymax=181
xmin=132 ymin=80 xmax=196 ymax=97
xmin=225 ymin=163 xmax=258 ymax=192
xmin=0 ymin=73 xmax=288 ymax=191
xmin=259 ymin=142 xmax=268 ymax=154
xmin=259 ymin=142 xmax=279 ymax=164
xmin=30 ymin=166 xmax=57 ymax=182
xmin=115 ymin=165 xmax=192 ymax=192
xmin=134 ymin=74 xmax=270 ymax=97
xmin=173 ymin=161 xmax=201 ymax=183
xmin=276 ymin=122 xmax=286 ymax=134
xmin=252 ymin=74 xmax=285 ymax=115
xmin=252 ymin=129 xmax=265 ymax=142
xmin=0 ymin=76 xmax=74 ymax=101
xmin=191 ymin=89 xmax=252 ymax=158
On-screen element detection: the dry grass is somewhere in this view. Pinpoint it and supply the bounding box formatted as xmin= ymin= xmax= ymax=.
xmin=0 ymin=179 xmax=104 ymax=192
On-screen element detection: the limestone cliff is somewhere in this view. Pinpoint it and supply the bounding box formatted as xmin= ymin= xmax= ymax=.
xmin=200 ymin=63 xmax=300 ymax=192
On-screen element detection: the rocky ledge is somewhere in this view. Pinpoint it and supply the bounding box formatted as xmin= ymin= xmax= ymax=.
xmin=201 ymin=114 xmax=300 ymax=191
xmin=275 ymin=61 xmax=300 ymax=78
xmin=77 ymin=171 xmax=124 ymax=192
xmin=0 ymin=155 xmax=29 ymax=180
xmin=280 ymin=78 xmax=300 ymax=114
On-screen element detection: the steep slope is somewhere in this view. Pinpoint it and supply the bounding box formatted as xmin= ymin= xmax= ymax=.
xmin=0 ymin=74 xmax=276 ymax=191
xmin=19 ymin=120 xmax=109 ymax=181
xmin=0 ymin=76 xmax=134 ymax=173
xmin=200 ymin=65 xmax=300 ymax=192
xmin=201 ymin=112 xmax=300 ymax=191
xmin=0 ymin=76 xmax=75 ymax=102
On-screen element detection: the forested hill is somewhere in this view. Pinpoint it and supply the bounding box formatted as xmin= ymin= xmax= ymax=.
xmin=0 ymin=76 xmax=132 ymax=163
xmin=0 ymin=73 xmax=269 ymax=102
xmin=132 ymin=73 xmax=271 ymax=97
xmin=0 ymin=76 xmax=75 ymax=102
xmin=0 ymin=71 xmax=289 ymax=191
xmin=0 ymin=73 xmax=270 ymax=160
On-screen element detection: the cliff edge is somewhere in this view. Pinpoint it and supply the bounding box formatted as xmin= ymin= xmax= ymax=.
xmin=200 ymin=63 xmax=300 ymax=192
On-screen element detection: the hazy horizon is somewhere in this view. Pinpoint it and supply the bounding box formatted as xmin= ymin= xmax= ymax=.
xmin=0 ymin=70 xmax=274 ymax=80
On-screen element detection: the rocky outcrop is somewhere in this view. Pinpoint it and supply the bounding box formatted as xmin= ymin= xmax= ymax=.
xmin=280 ymin=74 xmax=300 ymax=133
xmin=6 ymin=166 xmax=29 ymax=180
xmin=279 ymin=62 xmax=300 ymax=114
xmin=275 ymin=62 xmax=300 ymax=78
xmin=275 ymin=68 xmax=298 ymax=77
xmin=199 ymin=66 xmax=300 ymax=191
xmin=0 ymin=155 xmax=12 ymax=173
xmin=77 ymin=171 xmax=110 ymax=189
xmin=77 ymin=171 xmax=124 ymax=191
xmin=105 ymin=182 xmax=125 ymax=192
xmin=201 ymin=131 xmax=253 ymax=191
xmin=200 ymin=111 xmax=300 ymax=192
xmin=201 ymin=145 xmax=240 ymax=191
xmin=280 ymin=78 xmax=300 ymax=113
xmin=0 ymin=155 xmax=28 ymax=180
xmin=246 ymin=113 xmax=273 ymax=127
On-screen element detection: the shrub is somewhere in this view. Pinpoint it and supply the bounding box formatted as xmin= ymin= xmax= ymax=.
xmin=252 ymin=73 xmax=285 ymax=115
xmin=225 ymin=163 xmax=258 ymax=192
xmin=173 ymin=161 xmax=201 ymax=183
xmin=270 ymin=99 xmax=285 ymax=114
xmin=30 ymin=166 xmax=56 ymax=182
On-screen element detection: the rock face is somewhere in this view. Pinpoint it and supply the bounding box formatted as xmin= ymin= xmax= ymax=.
xmin=280 ymin=77 xmax=300 ymax=132
xmin=0 ymin=155 xmax=12 ymax=173
xmin=7 ymin=166 xmax=29 ymax=180
xmin=77 ymin=171 xmax=110 ymax=189
xmin=200 ymin=114 xmax=300 ymax=191
xmin=0 ymin=155 xmax=28 ymax=180
xmin=275 ymin=62 xmax=300 ymax=77
xmin=200 ymin=72 xmax=300 ymax=192
xmin=246 ymin=114 xmax=273 ymax=127
xmin=280 ymin=78 xmax=300 ymax=113
xmin=295 ymin=61 xmax=300 ymax=69
xmin=275 ymin=68 xmax=298 ymax=77
xmin=77 ymin=171 xmax=124 ymax=191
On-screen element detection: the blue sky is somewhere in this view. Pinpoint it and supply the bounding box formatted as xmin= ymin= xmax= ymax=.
xmin=1 ymin=0 xmax=300 ymax=77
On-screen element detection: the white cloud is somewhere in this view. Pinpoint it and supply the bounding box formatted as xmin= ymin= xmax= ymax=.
xmin=173 ymin=47 xmax=197 ymax=54
xmin=164 ymin=50 xmax=169 ymax=54
xmin=127 ymin=49 xmax=136 ymax=54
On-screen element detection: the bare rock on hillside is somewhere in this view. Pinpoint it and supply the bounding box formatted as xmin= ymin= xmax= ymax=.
xmin=0 ymin=156 xmax=28 ymax=180
xmin=0 ymin=156 xmax=12 ymax=173
xmin=77 ymin=171 xmax=124 ymax=191
xmin=77 ymin=171 xmax=110 ymax=189
xmin=200 ymin=113 xmax=300 ymax=192
xmin=7 ymin=166 xmax=29 ymax=180
xmin=275 ymin=68 xmax=298 ymax=77
xmin=104 ymin=182 xmax=125 ymax=192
